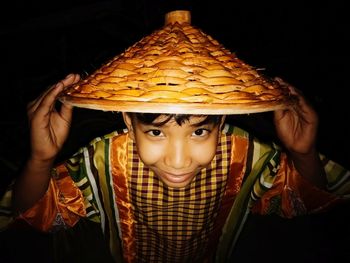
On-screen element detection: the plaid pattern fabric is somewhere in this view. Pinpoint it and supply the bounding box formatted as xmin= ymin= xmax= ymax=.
xmin=128 ymin=133 xmax=231 ymax=263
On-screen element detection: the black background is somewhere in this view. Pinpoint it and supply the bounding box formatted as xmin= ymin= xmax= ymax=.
xmin=0 ymin=1 xmax=349 ymax=262
xmin=1 ymin=1 xmax=348 ymax=170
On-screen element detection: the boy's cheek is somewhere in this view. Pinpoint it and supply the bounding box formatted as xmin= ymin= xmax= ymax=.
xmin=137 ymin=143 xmax=164 ymax=165
xmin=195 ymin=134 xmax=220 ymax=164
xmin=192 ymin=146 xmax=216 ymax=165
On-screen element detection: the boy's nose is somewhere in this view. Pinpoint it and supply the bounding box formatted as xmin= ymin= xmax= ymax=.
xmin=164 ymin=141 xmax=191 ymax=169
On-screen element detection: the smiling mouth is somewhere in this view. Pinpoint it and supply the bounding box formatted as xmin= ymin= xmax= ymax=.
xmin=162 ymin=171 xmax=194 ymax=184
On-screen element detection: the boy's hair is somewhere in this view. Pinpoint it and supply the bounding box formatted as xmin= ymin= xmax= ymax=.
xmin=127 ymin=113 xmax=223 ymax=127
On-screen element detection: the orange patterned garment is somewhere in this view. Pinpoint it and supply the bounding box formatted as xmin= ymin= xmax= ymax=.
xmin=3 ymin=125 xmax=346 ymax=262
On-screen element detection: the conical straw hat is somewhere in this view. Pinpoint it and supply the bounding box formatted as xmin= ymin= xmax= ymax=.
xmin=59 ymin=10 xmax=296 ymax=114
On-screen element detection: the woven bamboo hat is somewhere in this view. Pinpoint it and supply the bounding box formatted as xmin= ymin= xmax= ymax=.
xmin=59 ymin=10 xmax=296 ymax=114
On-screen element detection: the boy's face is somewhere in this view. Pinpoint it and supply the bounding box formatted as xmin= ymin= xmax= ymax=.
xmin=123 ymin=113 xmax=225 ymax=188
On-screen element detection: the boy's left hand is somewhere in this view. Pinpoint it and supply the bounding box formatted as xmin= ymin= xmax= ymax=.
xmin=273 ymin=78 xmax=319 ymax=155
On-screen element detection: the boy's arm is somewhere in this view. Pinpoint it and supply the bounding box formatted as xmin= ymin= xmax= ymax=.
xmin=273 ymin=78 xmax=327 ymax=190
xmin=13 ymin=74 xmax=80 ymax=213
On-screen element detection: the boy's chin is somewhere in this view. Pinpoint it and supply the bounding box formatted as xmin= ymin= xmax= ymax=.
xmin=160 ymin=178 xmax=195 ymax=188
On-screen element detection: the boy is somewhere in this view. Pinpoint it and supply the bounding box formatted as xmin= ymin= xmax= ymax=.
xmin=1 ymin=73 xmax=349 ymax=262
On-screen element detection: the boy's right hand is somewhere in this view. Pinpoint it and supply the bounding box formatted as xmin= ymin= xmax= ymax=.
xmin=27 ymin=74 xmax=80 ymax=163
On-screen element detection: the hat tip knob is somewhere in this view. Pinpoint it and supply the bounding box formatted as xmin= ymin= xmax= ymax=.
xmin=165 ymin=10 xmax=191 ymax=25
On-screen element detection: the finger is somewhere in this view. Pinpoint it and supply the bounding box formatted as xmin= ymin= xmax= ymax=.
xmin=273 ymin=108 xmax=287 ymax=122
xmin=60 ymin=73 xmax=80 ymax=89
xmin=274 ymin=77 xmax=310 ymax=114
xmin=274 ymin=77 xmax=303 ymax=96
xmin=287 ymin=87 xmax=315 ymax=119
xmin=27 ymin=74 xmax=79 ymax=115
xmin=274 ymin=107 xmax=298 ymax=127
xmin=32 ymin=82 xmax=66 ymax=121
xmin=27 ymin=83 xmax=57 ymax=114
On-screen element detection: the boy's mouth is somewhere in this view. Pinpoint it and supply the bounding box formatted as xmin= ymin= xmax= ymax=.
xmin=161 ymin=171 xmax=195 ymax=184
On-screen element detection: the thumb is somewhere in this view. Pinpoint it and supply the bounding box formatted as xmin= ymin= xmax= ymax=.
xmin=60 ymin=103 xmax=74 ymax=124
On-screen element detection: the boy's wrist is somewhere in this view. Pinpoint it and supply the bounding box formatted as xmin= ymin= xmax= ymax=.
xmin=286 ymin=142 xmax=318 ymax=158
xmin=289 ymin=148 xmax=327 ymax=190
xmin=288 ymin=148 xmax=318 ymax=161
xmin=27 ymin=156 xmax=55 ymax=170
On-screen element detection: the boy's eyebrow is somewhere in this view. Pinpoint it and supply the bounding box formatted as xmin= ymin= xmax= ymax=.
xmin=148 ymin=116 xmax=174 ymax=127
xmin=138 ymin=115 xmax=221 ymax=127
xmin=144 ymin=118 xmax=214 ymax=128
xmin=190 ymin=117 xmax=218 ymax=127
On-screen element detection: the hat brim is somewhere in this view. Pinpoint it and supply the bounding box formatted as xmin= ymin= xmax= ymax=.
xmin=59 ymin=95 xmax=297 ymax=115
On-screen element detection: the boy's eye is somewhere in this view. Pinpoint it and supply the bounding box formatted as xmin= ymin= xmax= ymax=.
xmin=192 ymin=128 xmax=209 ymax=137
xmin=147 ymin=129 xmax=163 ymax=137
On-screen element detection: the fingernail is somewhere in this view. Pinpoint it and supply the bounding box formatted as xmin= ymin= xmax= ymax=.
xmin=65 ymin=74 xmax=74 ymax=79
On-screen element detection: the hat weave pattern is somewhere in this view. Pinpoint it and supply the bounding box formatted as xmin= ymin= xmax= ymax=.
xmin=60 ymin=11 xmax=295 ymax=114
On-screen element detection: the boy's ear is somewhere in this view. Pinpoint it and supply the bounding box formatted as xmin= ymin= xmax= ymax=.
xmin=122 ymin=112 xmax=135 ymax=140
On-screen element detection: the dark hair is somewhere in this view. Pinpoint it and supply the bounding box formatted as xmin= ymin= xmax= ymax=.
xmin=127 ymin=113 xmax=223 ymax=127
